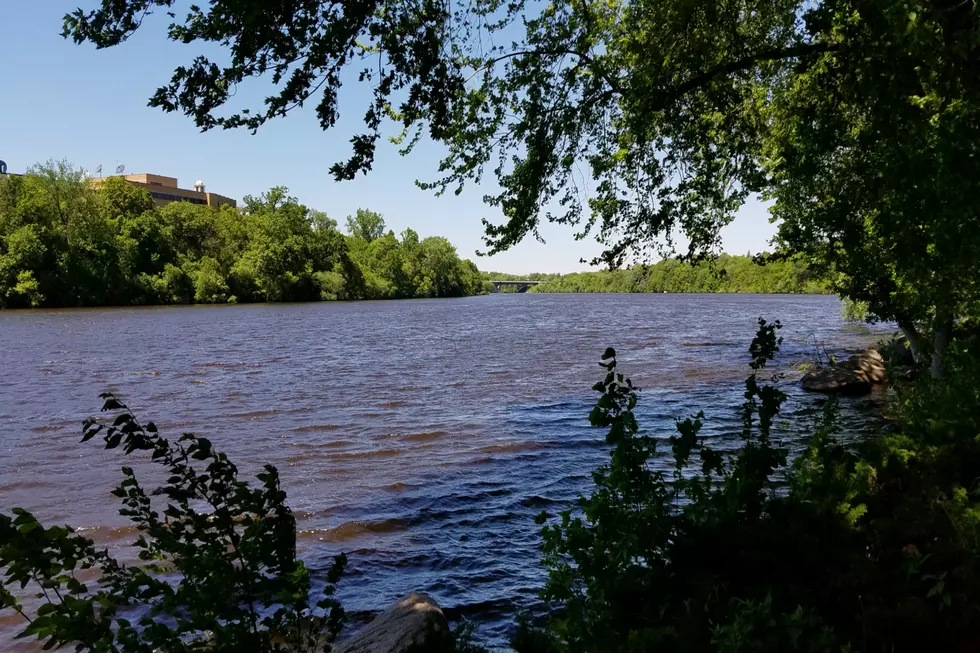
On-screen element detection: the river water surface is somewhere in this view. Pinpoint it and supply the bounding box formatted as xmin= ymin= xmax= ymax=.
xmin=0 ymin=294 xmax=894 ymax=647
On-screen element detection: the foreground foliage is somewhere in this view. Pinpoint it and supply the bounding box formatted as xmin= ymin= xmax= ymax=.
xmin=0 ymin=394 xmax=346 ymax=652
xmin=517 ymin=321 xmax=980 ymax=652
xmin=0 ymin=164 xmax=484 ymax=308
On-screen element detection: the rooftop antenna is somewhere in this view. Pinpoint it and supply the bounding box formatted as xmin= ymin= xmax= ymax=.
xmin=94 ymin=164 xmax=103 ymax=178
xmin=115 ymin=164 xmax=125 ymax=175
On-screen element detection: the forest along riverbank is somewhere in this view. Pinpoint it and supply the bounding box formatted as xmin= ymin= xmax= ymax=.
xmin=0 ymin=293 xmax=895 ymax=647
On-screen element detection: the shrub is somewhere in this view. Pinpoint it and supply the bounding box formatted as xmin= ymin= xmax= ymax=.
xmin=518 ymin=319 xmax=980 ymax=652
xmin=314 ymin=270 xmax=346 ymax=301
xmin=193 ymin=257 xmax=230 ymax=303
xmin=0 ymin=394 xmax=346 ymax=652
xmin=840 ymin=298 xmax=870 ymax=323
xmin=11 ymin=270 xmax=44 ymax=307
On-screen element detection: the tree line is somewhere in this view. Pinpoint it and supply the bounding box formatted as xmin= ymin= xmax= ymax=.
xmin=485 ymin=255 xmax=828 ymax=294
xmin=0 ymin=163 xmax=485 ymax=308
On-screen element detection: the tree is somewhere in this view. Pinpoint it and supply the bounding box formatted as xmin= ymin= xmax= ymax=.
xmin=238 ymin=188 xmax=332 ymax=301
xmin=310 ymin=210 xmax=338 ymax=233
xmin=97 ymin=175 xmax=155 ymax=220
xmin=62 ymin=0 xmax=980 ymax=373
xmin=345 ymin=209 xmax=386 ymax=243
xmin=762 ymin=2 xmax=980 ymax=376
xmin=0 ymin=161 xmax=114 ymax=307
xmin=419 ymin=237 xmax=467 ymax=297
xmin=59 ymin=0 xmax=812 ymax=261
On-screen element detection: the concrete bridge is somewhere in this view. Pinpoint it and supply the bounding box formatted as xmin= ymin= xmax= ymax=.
xmin=490 ymin=280 xmax=540 ymax=293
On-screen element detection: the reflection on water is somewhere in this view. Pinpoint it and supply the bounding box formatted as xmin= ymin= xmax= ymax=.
xmin=0 ymin=294 xmax=894 ymax=647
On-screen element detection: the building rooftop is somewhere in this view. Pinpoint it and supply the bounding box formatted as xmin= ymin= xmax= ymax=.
xmin=90 ymin=173 xmax=236 ymax=209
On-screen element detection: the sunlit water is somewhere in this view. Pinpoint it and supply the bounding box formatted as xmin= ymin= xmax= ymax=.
xmin=0 ymin=294 xmax=894 ymax=648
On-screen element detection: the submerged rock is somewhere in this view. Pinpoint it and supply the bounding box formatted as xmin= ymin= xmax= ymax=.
xmin=801 ymin=348 xmax=886 ymax=395
xmin=334 ymin=593 xmax=451 ymax=653
xmin=801 ymin=367 xmax=872 ymax=395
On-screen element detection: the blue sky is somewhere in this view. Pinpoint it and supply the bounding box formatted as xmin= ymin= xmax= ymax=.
xmin=0 ymin=2 xmax=777 ymax=274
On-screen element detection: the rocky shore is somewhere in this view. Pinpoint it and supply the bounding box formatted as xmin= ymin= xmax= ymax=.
xmin=800 ymin=337 xmax=914 ymax=395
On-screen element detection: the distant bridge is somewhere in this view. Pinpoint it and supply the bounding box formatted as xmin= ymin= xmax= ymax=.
xmin=490 ymin=280 xmax=540 ymax=293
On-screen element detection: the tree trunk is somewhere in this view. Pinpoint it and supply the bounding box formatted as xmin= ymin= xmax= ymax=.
xmin=897 ymin=320 xmax=921 ymax=363
xmin=930 ymin=314 xmax=954 ymax=379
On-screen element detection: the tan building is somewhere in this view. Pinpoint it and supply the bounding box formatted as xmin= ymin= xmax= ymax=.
xmin=89 ymin=173 xmax=237 ymax=209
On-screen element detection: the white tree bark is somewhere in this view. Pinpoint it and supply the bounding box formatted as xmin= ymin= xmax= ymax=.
xmin=897 ymin=320 xmax=921 ymax=364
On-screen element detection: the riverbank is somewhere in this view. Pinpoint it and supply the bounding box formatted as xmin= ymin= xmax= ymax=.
xmin=484 ymin=254 xmax=830 ymax=295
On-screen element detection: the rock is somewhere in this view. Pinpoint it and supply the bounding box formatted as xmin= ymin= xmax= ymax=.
xmin=334 ymin=593 xmax=451 ymax=653
xmin=801 ymin=367 xmax=872 ymax=395
xmin=840 ymin=347 xmax=886 ymax=383
xmin=877 ymin=336 xmax=915 ymax=366
xmin=801 ymin=348 xmax=886 ymax=395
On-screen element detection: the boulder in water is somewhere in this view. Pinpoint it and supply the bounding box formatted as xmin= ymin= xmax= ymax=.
xmin=334 ymin=593 xmax=451 ymax=653
xmin=801 ymin=348 xmax=886 ymax=395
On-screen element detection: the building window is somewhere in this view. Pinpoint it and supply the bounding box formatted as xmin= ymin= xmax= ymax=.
xmin=149 ymin=192 xmax=206 ymax=205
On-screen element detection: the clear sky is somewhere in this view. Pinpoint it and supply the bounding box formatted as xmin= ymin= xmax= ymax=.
xmin=0 ymin=1 xmax=777 ymax=274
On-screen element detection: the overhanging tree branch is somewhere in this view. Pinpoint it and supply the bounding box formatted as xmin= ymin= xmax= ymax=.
xmin=480 ymin=49 xmax=625 ymax=96
xmin=674 ymin=42 xmax=840 ymax=98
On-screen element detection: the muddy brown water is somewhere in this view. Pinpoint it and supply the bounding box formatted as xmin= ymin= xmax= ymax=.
xmin=0 ymin=294 xmax=894 ymax=647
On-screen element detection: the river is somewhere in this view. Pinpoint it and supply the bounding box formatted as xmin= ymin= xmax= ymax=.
xmin=0 ymin=293 xmax=894 ymax=647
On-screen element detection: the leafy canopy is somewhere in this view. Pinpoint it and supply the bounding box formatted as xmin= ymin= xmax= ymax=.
xmin=61 ymin=0 xmax=829 ymax=263
xmin=62 ymin=1 xmax=980 ymax=352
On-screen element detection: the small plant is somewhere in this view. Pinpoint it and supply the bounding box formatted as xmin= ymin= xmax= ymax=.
xmin=0 ymin=394 xmax=346 ymax=652
xmin=520 ymin=319 xmax=798 ymax=652
xmin=792 ymin=332 xmax=835 ymax=372
xmin=840 ymin=299 xmax=871 ymax=324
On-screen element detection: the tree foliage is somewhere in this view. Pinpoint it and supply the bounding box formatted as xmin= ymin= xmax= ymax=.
xmin=762 ymin=0 xmax=980 ymax=375
xmin=345 ymin=210 xmax=386 ymax=243
xmin=0 ymin=394 xmax=346 ymax=652
xmin=0 ymin=163 xmax=484 ymax=308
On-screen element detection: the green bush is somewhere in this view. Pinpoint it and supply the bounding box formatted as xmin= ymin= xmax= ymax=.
xmin=10 ymin=270 xmax=43 ymax=307
xmin=0 ymin=395 xmax=347 ymax=652
xmin=314 ymin=270 xmax=346 ymax=301
xmin=840 ymin=298 xmax=870 ymax=323
xmin=518 ymin=321 xmax=980 ymax=652
xmin=192 ymin=257 xmax=230 ymax=303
